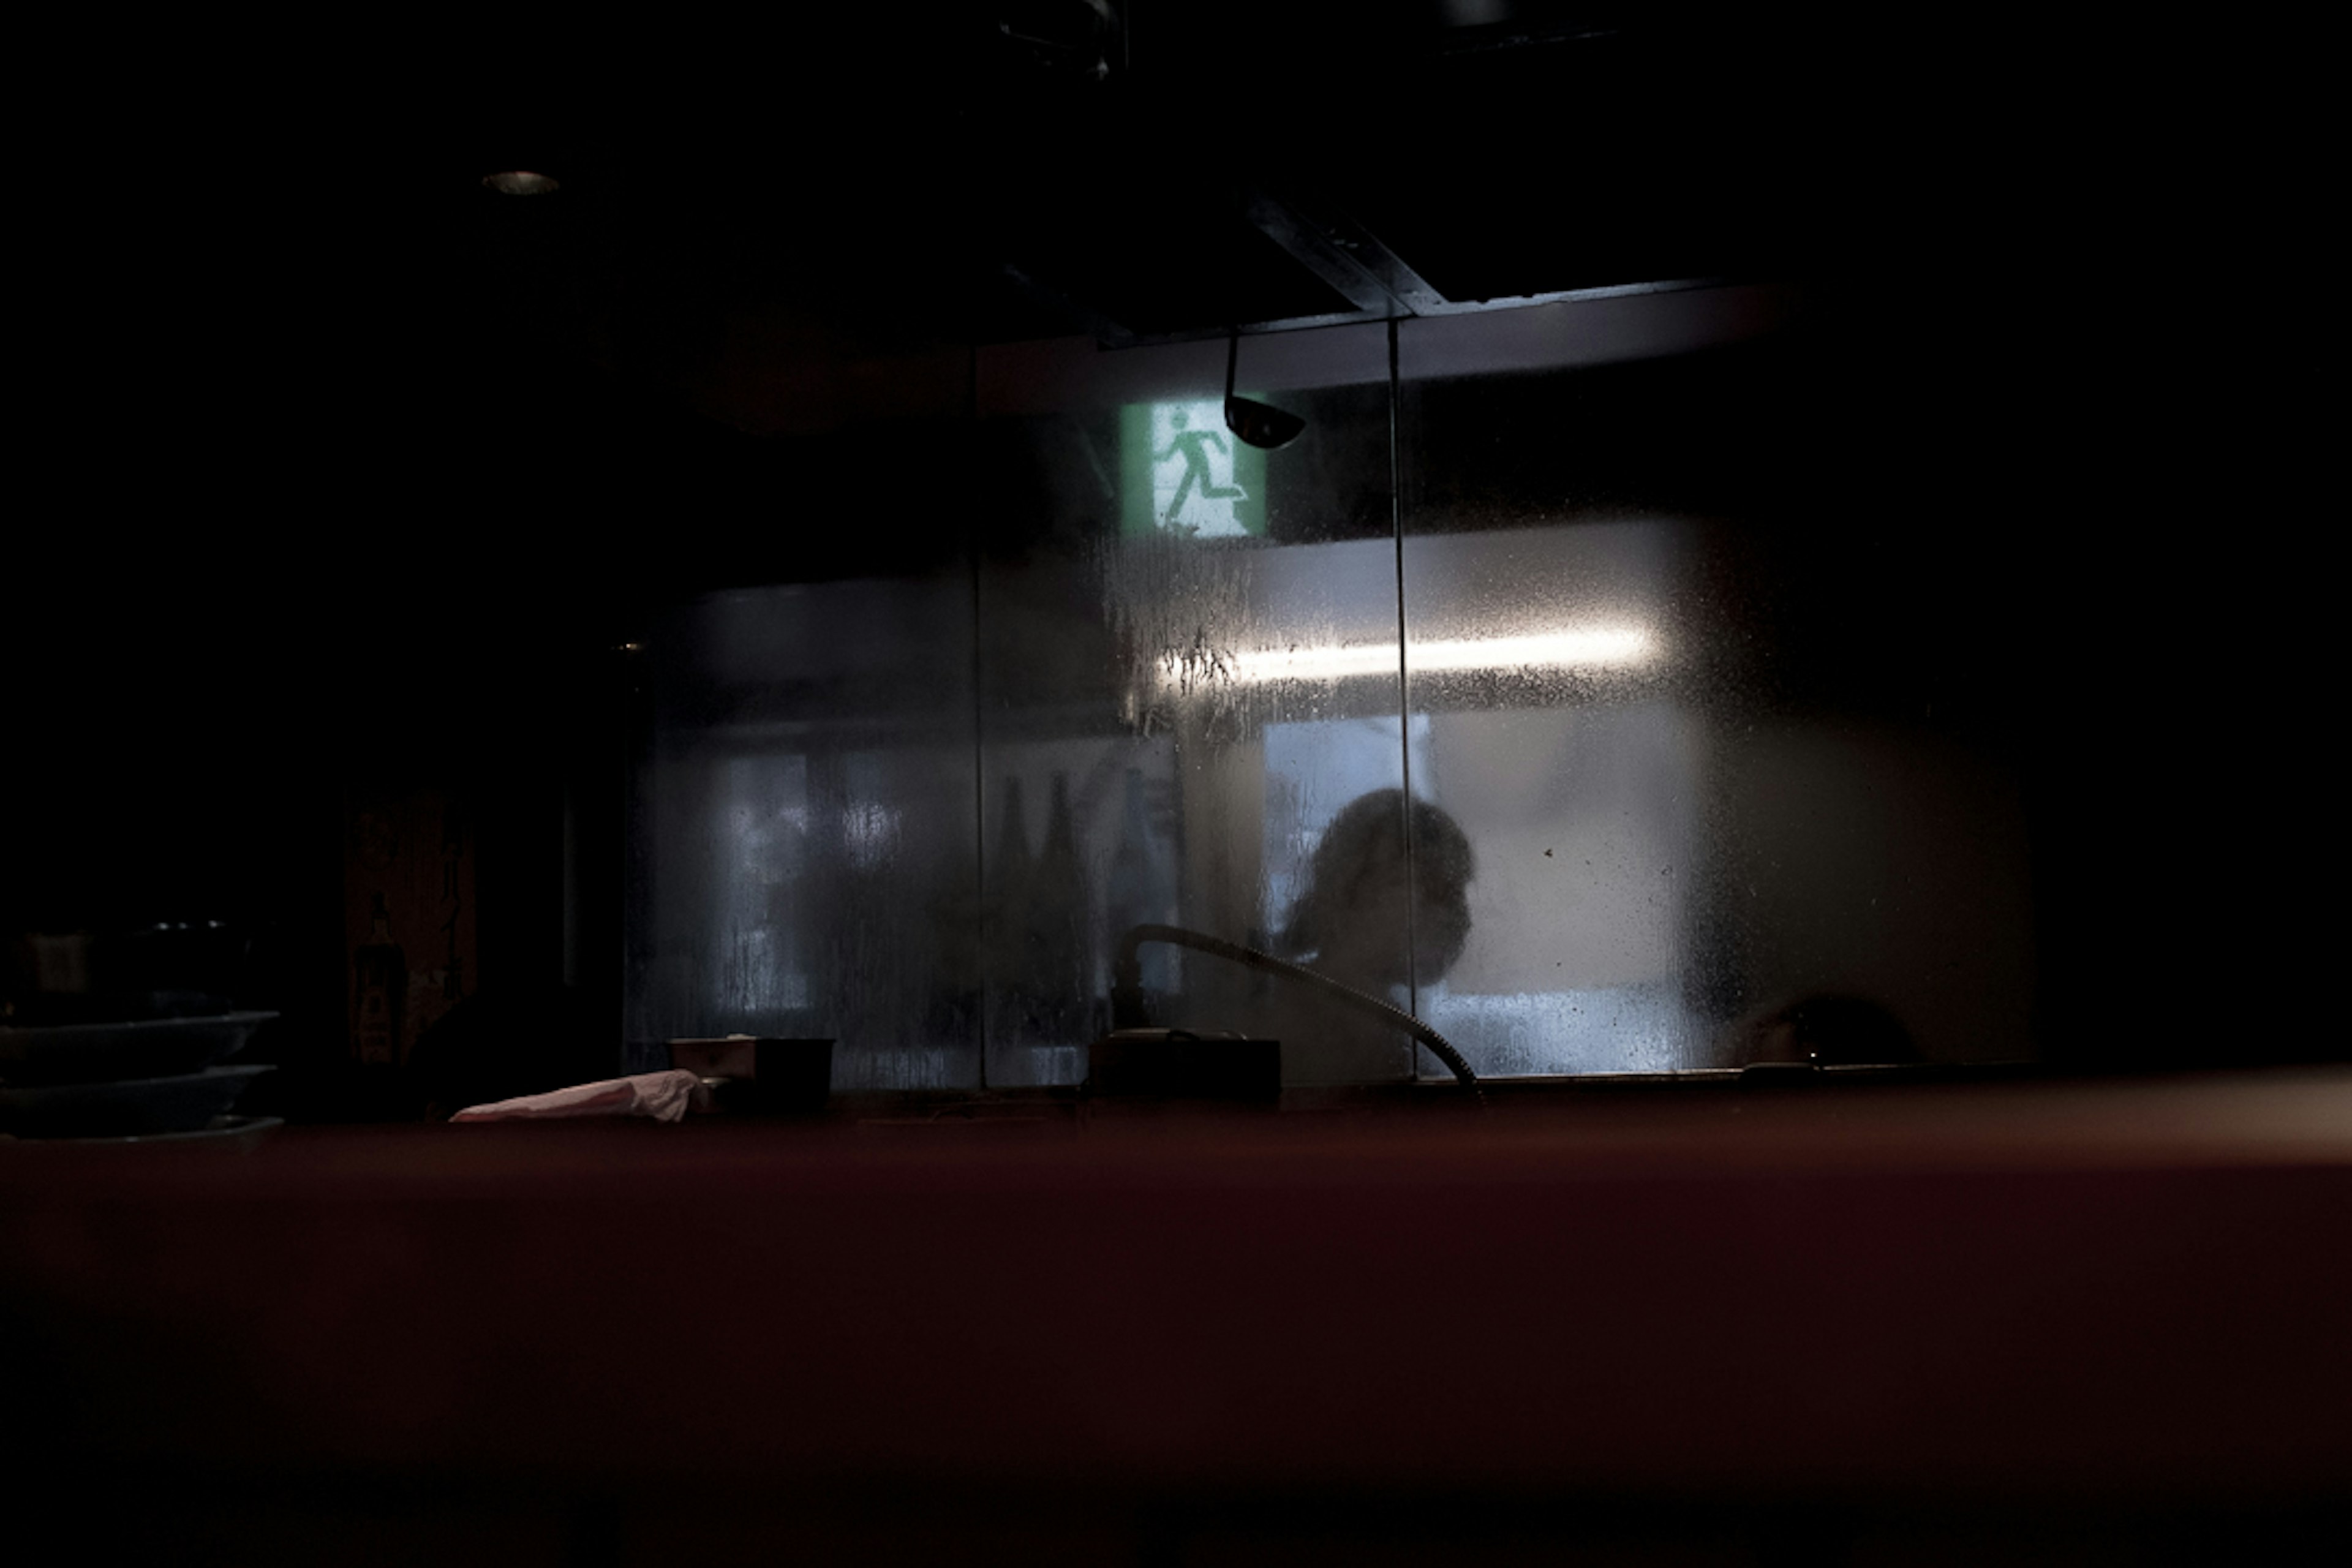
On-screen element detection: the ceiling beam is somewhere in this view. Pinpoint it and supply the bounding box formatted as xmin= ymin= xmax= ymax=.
xmin=1237 ymin=184 xmax=1450 ymax=320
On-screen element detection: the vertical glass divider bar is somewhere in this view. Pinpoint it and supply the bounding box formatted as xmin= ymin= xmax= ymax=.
xmin=966 ymin=339 xmax=992 ymax=1088
xmin=1389 ymin=317 xmax=1423 ymax=1044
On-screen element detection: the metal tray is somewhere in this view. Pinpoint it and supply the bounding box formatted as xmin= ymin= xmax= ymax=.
xmin=0 ymin=1114 xmax=283 ymax=1150
xmin=0 ymin=1011 xmax=277 ymax=1086
xmin=0 ymin=1065 xmax=274 ymax=1137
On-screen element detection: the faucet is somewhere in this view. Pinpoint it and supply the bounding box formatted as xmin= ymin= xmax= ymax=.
xmin=1109 ymin=923 xmax=1483 ymax=1102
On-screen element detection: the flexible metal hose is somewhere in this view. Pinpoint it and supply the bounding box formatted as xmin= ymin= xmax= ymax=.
xmin=1111 ymin=923 xmax=1484 ymax=1104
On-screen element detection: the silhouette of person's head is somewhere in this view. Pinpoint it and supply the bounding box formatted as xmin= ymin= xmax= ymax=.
xmin=1281 ymin=789 xmax=1475 ymax=993
xmin=1170 ymin=409 xmax=1190 ymax=431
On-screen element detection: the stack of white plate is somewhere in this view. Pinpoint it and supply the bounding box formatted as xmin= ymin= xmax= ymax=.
xmin=0 ymin=1012 xmax=279 ymax=1144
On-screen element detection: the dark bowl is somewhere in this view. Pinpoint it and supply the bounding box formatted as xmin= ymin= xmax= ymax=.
xmin=0 ymin=1114 xmax=285 ymax=1151
xmin=0 ymin=1065 xmax=274 ymax=1138
xmin=0 ymin=1011 xmax=277 ymax=1087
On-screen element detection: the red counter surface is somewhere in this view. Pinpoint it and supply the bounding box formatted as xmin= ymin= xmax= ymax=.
xmin=4 ymin=1072 xmax=2348 ymax=1539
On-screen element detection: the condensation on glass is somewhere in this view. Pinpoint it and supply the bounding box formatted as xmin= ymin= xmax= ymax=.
xmin=624 ymin=573 xmax=984 ymax=1091
xmin=1395 ymin=299 xmax=2034 ymax=1076
xmin=623 ymin=287 xmax=2038 ymax=1088
xmin=974 ymin=326 xmax=1415 ymax=1086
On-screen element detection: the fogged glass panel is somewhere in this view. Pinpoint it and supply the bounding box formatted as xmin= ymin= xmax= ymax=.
xmin=1397 ymin=328 xmax=2035 ymax=1075
xmin=1387 ymin=521 xmax=1707 ymax=1073
xmin=625 ymin=575 xmax=982 ymax=1090
xmin=975 ymin=330 xmax=1416 ymax=1087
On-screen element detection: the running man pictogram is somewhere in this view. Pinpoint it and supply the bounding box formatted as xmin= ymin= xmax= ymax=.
xmin=1155 ymin=407 xmax=1246 ymax=527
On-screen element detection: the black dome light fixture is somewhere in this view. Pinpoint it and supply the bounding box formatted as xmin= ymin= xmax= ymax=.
xmin=1224 ymin=328 xmax=1305 ymax=450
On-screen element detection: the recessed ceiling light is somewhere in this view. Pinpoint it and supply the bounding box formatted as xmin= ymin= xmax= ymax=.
xmin=482 ymin=170 xmax=559 ymax=196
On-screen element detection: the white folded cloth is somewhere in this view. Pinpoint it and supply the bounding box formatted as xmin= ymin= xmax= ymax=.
xmin=450 ymin=1069 xmax=707 ymax=1125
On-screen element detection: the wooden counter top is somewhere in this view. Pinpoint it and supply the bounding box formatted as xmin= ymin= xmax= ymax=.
xmin=5 ymin=1070 xmax=2348 ymax=1517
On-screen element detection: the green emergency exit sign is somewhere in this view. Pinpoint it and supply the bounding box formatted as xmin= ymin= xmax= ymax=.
xmin=1121 ymin=400 xmax=1267 ymax=538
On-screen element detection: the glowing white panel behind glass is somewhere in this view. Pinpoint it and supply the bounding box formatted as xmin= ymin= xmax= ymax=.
xmin=1183 ymin=625 xmax=1660 ymax=687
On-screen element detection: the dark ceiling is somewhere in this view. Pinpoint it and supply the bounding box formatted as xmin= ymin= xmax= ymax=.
xmin=25 ymin=0 xmax=2157 ymax=478
xmin=35 ymin=1 xmax=2304 ymax=459
xmin=302 ymin=4 xmax=1895 ymax=410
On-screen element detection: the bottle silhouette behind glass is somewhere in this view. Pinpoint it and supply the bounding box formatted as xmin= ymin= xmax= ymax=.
xmin=1028 ymin=772 xmax=1093 ymax=1046
xmin=1106 ymin=767 xmax=1175 ymax=996
xmin=352 ymin=892 xmax=407 ymax=1066
xmin=988 ymin=776 xmax=1036 ymax=1047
